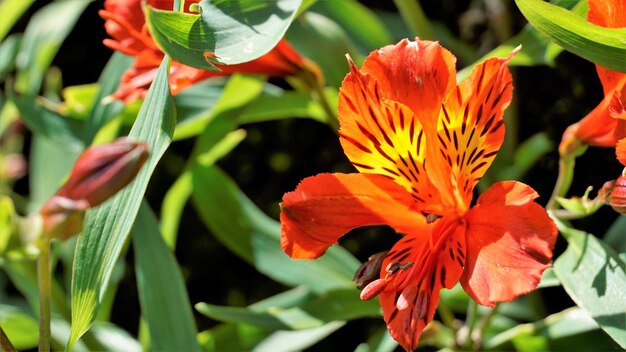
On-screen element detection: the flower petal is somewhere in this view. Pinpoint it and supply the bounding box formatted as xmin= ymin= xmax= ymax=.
xmin=379 ymin=217 xmax=466 ymax=351
xmin=425 ymin=49 xmax=517 ymax=211
xmin=280 ymin=173 xmax=426 ymax=259
xmin=338 ymin=58 xmax=443 ymax=213
xmin=617 ymin=138 xmax=626 ymax=166
xmin=461 ymin=181 xmax=557 ymax=307
xmin=360 ymin=38 xmax=457 ymax=132
xmin=560 ymin=83 xmax=626 ymax=149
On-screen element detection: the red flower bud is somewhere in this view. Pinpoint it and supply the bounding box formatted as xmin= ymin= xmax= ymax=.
xmin=57 ymin=138 xmax=149 ymax=207
xmin=608 ymin=176 xmax=626 ymax=215
xmin=39 ymin=196 xmax=89 ymax=240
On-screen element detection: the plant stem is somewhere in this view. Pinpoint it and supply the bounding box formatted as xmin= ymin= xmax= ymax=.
xmin=37 ymin=239 xmax=52 ymax=352
xmin=393 ymin=0 xmax=435 ymax=39
xmin=436 ymin=300 xmax=456 ymax=331
xmin=547 ymin=156 xmax=576 ymax=210
xmin=462 ymin=300 xmax=479 ymax=350
xmin=0 ymin=325 xmax=17 ymax=352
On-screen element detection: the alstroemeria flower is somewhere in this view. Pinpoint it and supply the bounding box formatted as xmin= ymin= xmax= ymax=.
xmin=100 ymin=0 xmax=316 ymax=103
xmin=280 ymin=39 xmax=557 ymax=350
xmin=559 ymin=0 xmax=626 ymax=156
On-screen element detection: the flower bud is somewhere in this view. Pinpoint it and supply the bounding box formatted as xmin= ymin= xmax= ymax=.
xmin=607 ymin=176 xmax=626 ymax=215
xmin=39 ymin=196 xmax=89 ymax=240
xmin=57 ymin=138 xmax=149 ymax=207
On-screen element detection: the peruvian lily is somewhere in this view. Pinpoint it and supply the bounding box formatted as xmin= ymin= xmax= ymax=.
xmin=280 ymin=39 xmax=557 ymax=350
xmin=559 ymin=0 xmax=626 ymax=156
xmin=100 ymin=0 xmax=318 ymax=103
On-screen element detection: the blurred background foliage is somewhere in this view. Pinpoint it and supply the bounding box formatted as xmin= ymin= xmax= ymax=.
xmin=0 ymin=0 xmax=624 ymax=351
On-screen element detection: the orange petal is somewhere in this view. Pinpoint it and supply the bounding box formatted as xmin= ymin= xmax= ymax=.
xmin=568 ymin=85 xmax=626 ymax=148
xmin=617 ymin=138 xmax=626 ymax=166
xmin=380 ymin=217 xmax=466 ymax=351
xmin=460 ymin=181 xmax=557 ymax=307
xmin=338 ymin=58 xmax=443 ymax=213
xmin=280 ymin=173 xmax=426 ymax=259
xmin=425 ymin=49 xmax=517 ymax=211
xmin=360 ymin=38 xmax=457 ymax=133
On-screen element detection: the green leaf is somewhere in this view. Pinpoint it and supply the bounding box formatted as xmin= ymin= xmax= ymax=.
xmin=132 ymin=203 xmax=200 ymax=351
xmin=79 ymin=51 xmax=134 ymax=144
xmin=312 ymin=1 xmax=391 ymax=52
xmin=515 ymin=0 xmax=626 ymax=73
xmin=0 ymin=34 xmax=20 ymax=82
xmin=486 ymin=307 xmax=620 ymax=351
xmin=68 ymin=57 xmax=175 ymax=350
xmin=604 ymin=215 xmax=626 ymax=254
xmin=14 ymin=0 xmax=91 ymax=95
xmin=238 ymin=89 xmax=327 ymax=124
xmin=0 ymin=304 xmax=39 ymax=350
xmin=0 ymin=0 xmax=34 ymax=41
xmin=553 ymin=226 xmax=626 ymax=348
xmin=196 ymin=288 xmax=379 ymax=331
xmin=0 ymin=196 xmax=16 ymax=256
xmin=145 ymin=0 xmax=302 ymax=70
xmin=190 ymin=164 xmax=359 ymax=294
xmin=28 ymin=135 xmax=82 ymax=211
xmin=286 ymin=11 xmax=359 ymax=87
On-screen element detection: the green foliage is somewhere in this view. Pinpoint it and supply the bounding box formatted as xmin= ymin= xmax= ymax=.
xmin=554 ymin=224 xmax=626 ymax=348
xmin=69 ymin=58 xmax=175 ymax=349
xmin=515 ymin=0 xmax=626 ymax=72
xmin=2 ymin=0 xmax=626 ymax=351
xmin=146 ymin=0 xmax=302 ymax=69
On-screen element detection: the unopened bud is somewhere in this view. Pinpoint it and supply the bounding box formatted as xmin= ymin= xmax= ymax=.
xmin=39 ymin=196 xmax=89 ymax=240
xmin=57 ymin=138 xmax=149 ymax=207
xmin=607 ymin=176 xmax=626 ymax=215
xmin=354 ymin=251 xmax=387 ymax=290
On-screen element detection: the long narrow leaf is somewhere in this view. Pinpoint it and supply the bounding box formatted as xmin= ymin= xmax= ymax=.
xmin=68 ymin=58 xmax=175 ymax=350
xmin=132 ymin=203 xmax=200 ymax=351
xmin=515 ymin=0 xmax=626 ymax=73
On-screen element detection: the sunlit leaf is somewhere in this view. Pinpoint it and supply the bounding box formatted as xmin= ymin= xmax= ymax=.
xmin=69 ymin=57 xmax=175 ymax=349
xmin=553 ymin=225 xmax=626 ymax=348
xmin=132 ymin=203 xmax=200 ymax=351
xmin=604 ymin=215 xmax=626 ymax=254
xmin=0 ymin=304 xmax=39 ymax=350
xmin=0 ymin=0 xmax=35 ymax=41
xmin=515 ymin=0 xmax=626 ymax=73
xmin=145 ymin=0 xmax=302 ymax=70
xmin=80 ymin=52 xmax=134 ymax=144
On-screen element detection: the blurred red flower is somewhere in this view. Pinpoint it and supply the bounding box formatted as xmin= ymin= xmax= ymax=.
xmin=279 ymin=39 xmax=557 ymax=350
xmin=100 ymin=0 xmax=314 ymax=103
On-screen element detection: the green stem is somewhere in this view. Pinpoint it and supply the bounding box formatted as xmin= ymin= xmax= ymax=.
xmin=392 ymin=0 xmax=435 ymax=39
xmin=463 ymin=300 xmax=479 ymax=350
xmin=0 ymin=325 xmax=17 ymax=352
xmin=436 ymin=300 xmax=456 ymax=331
xmin=547 ymin=156 xmax=576 ymax=210
xmin=37 ymin=239 xmax=52 ymax=352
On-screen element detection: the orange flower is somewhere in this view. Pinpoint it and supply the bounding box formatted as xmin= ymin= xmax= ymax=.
xmin=559 ymin=0 xmax=626 ymax=156
xmin=280 ymin=39 xmax=557 ymax=351
xmin=100 ymin=0 xmax=313 ymax=103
